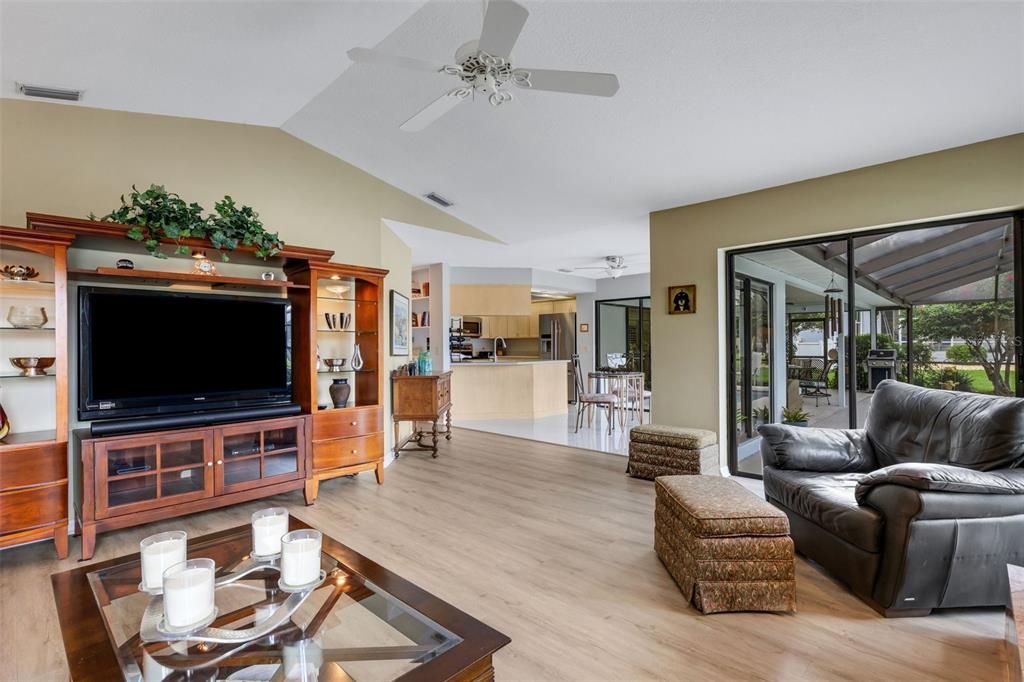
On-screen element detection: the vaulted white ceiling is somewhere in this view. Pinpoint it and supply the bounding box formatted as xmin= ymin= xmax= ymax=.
xmin=3 ymin=1 xmax=1023 ymax=279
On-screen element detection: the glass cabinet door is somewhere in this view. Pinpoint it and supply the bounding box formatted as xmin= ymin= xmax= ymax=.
xmin=215 ymin=421 xmax=304 ymax=495
xmin=96 ymin=433 xmax=213 ymax=518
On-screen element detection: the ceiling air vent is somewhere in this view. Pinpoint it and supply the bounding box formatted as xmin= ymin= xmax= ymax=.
xmin=17 ymin=83 xmax=82 ymax=101
xmin=424 ymin=192 xmax=453 ymax=208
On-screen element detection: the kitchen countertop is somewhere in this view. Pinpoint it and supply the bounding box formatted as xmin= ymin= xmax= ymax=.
xmin=452 ymin=358 xmax=568 ymax=366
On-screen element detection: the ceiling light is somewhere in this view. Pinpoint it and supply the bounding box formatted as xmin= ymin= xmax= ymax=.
xmin=17 ymin=83 xmax=82 ymax=101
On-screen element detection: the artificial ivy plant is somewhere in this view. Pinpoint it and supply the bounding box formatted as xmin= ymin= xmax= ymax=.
xmin=90 ymin=184 xmax=284 ymax=261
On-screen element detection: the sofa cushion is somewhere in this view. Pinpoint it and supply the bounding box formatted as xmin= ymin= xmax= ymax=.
xmin=865 ymin=380 xmax=1024 ymax=471
xmin=655 ymin=475 xmax=789 ymax=538
xmin=763 ymin=468 xmax=883 ymax=553
xmin=855 ymin=463 xmax=1024 ymax=504
xmin=757 ymin=424 xmax=875 ymax=472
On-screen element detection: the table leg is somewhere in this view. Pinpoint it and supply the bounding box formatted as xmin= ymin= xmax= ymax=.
xmin=393 ymin=420 xmax=401 ymax=457
xmin=80 ymin=522 xmax=97 ymax=561
xmin=445 ymin=407 xmax=452 ymax=440
xmin=431 ymin=419 xmax=439 ymax=458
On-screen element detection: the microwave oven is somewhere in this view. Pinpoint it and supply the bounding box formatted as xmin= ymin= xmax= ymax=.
xmin=460 ymin=317 xmax=482 ymax=337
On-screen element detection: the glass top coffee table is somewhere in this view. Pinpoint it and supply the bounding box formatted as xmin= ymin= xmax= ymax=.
xmin=51 ymin=517 xmax=509 ymax=681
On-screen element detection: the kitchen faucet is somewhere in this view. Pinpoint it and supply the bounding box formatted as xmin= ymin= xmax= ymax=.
xmin=493 ymin=336 xmax=506 ymax=362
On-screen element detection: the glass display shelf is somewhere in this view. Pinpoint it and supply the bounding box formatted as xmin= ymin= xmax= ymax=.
xmin=0 ymin=372 xmax=57 ymax=380
xmin=0 ymin=326 xmax=56 ymax=332
xmin=315 ymin=329 xmax=377 ymax=335
xmin=316 ymin=296 xmax=378 ymax=304
xmin=0 ymin=278 xmax=55 ymax=287
xmin=317 ymin=369 xmax=375 ymax=375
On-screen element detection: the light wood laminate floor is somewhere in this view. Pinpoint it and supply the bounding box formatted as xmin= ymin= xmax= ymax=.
xmin=0 ymin=429 xmax=1005 ymax=681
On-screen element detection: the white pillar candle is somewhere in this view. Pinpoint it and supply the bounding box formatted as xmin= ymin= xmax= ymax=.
xmin=280 ymin=530 xmax=322 ymax=587
xmin=162 ymin=558 xmax=215 ymax=629
xmin=251 ymin=507 xmax=289 ymax=557
xmin=140 ymin=531 xmax=187 ymax=591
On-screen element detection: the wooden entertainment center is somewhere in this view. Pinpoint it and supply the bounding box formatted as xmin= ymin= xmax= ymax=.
xmin=0 ymin=213 xmax=388 ymax=560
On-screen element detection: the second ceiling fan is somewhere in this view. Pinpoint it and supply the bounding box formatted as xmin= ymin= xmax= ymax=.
xmin=348 ymin=0 xmax=620 ymax=132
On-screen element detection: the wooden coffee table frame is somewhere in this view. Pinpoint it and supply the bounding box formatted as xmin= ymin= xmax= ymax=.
xmin=51 ymin=516 xmax=510 ymax=682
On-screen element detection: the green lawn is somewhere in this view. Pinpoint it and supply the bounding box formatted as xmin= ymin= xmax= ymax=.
xmin=958 ymin=368 xmax=1016 ymax=395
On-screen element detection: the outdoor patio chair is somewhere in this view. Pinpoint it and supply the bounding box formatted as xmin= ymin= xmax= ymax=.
xmin=798 ymin=351 xmax=837 ymax=407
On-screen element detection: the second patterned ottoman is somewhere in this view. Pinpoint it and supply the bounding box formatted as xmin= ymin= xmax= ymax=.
xmin=654 ymin=475 xmax=796 ymax=614
xmin=628 ymin=424 xmax=719 ymax=479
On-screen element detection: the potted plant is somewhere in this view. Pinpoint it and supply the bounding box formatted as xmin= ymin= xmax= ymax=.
xmin=781 ymin=406 xmax=810 ymax=427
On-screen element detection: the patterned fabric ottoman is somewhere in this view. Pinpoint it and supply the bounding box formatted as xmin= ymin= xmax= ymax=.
xmin=654 ymin=475 xmax=796 ymax=614
xmin=628 ymin=424 xmax=719 ymax=479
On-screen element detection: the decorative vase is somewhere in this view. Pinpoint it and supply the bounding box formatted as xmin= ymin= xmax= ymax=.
xmin=7 ymin=305 xmax=47 ymax=329
xmin=329 ymin=379 xmax=350 ymax=408
xmin=350 ymin=344 xmax=364 ymax=371
xmin=0 ymin=390 xmax=9 ymax=441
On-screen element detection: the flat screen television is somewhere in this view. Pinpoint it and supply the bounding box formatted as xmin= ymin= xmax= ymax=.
xmin=79 ymin=287 xmax=292 ymax=421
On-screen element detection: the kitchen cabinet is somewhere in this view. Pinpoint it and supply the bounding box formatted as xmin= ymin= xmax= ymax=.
xmin=553 ymin=299 xmax=576 ymax=313
xmin=451 ymin=285 xmax=531 ymax=316
xmin=481 ymin=315 xmax=534 ymax=339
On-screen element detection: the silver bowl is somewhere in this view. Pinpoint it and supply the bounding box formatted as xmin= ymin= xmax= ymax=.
xmin=9 ymin=356 xmax=56 ymax=376
xmin=324 ymin=358 xmax=348 ymax=372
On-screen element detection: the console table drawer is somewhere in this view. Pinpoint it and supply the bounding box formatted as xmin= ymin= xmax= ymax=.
xmin=313 ymin=433 xmax=383 ymax=470
xmin=0 ymin=441 xmax=66 ymax=490
xmin=0 ymin=483 xmax=68 ymax=534
xmin=313 ymin=407 xmax=382 ymax=441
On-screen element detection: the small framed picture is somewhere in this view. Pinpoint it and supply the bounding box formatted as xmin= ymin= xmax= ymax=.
xmin=579 ymin=323 xmax=590 ymax=333
xmin=390 ymin=290 xmax=410 ymax=356
xmin=668 ymin=285 xmax=696 ymax=315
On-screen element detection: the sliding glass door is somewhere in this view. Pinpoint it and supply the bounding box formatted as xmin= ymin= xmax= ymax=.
xmin=732 ymin=275 xmax=773 ymax=475
xmin=726 ymin=211 xmax=1023 ymax=478
xmin=595 ymin=297 xmax=652 ymax=391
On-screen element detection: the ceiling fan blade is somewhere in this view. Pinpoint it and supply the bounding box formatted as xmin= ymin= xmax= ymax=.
xmin=514 ymin=68 xmax=619 ymax=97
xmin=478 ymin=0 xmax=529 ymax=59
xmin=347 ymin=47 xmax=445 ymax=73
xmin=400 ymin=91 xmax=468 ymax=132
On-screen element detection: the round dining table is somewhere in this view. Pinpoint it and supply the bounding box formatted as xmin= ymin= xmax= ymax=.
xmin=588 ymin=370 xmax=647 ymax=427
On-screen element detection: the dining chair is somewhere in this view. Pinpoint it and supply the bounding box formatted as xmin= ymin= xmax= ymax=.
xmin=572 ymin=355 xmax=618 ymax=434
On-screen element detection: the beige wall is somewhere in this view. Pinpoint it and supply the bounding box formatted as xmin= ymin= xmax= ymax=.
xmin=650 ymin=134 xmax=1024 ymax=448
xmin=0 ymin=98 xmax=490 ymax=456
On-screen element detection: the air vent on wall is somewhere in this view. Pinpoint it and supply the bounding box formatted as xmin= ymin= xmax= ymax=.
xmin=17 ymin=83 xmax=82 ymax=101
xmin=424 ymin=192 xmax=453 ymax=208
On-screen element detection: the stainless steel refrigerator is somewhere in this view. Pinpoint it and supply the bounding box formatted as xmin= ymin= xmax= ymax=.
xmin=539 ymin=313 xmax=577 ymax=402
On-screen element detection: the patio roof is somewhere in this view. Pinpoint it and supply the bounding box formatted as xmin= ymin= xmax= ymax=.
xmin=807 ymin=217 xmax=1014 ymax=305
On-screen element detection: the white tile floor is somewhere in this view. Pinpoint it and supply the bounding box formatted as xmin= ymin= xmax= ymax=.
xmin=458 ymin=407 xmax=633 ymax=456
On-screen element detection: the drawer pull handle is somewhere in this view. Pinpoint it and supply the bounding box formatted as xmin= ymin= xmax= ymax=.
xmin=217 ymin=460 xmax=223 ymax=465
xmin=351 ymin=449 xmax=358 ymax=454
xmin=351 ymin=421 xmax=358 ymax=426
xmin=207 ymin=462 xmax=213 ymax=467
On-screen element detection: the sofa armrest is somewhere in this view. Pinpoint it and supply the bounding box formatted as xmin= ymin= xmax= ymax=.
xmin=757 ymin=424 xmax=876 ymax=472
xmin=855 ymin=463 xmax=1024 ymax=505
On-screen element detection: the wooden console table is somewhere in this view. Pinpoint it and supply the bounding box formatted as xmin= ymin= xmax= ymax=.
xmin=391 ymin=371 xmax=452 ymax=457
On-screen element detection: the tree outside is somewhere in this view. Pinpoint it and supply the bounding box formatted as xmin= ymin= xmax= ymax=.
xmin=913 ymin=301 xmax=1017 ymax=396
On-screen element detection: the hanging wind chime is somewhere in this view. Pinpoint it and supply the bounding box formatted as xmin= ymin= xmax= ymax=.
xmin=824 ymin=273 xmax=844 ymax=337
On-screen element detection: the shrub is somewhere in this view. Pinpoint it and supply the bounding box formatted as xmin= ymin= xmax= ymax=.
xmin=945 ymin=344 xmax=978 ymax=364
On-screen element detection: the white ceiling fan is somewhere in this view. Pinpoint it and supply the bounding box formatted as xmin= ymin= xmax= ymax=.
xmin=559 ymin=255 xmax=629 ymax=279
xmin=347 ymin=0 xmax=620 ymax=132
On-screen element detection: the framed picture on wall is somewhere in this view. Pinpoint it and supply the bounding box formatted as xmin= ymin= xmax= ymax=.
xmin=390 ymin=290 xmax=410 ymax=356
xmin=668 ymin=285 xmax=696 ymax=315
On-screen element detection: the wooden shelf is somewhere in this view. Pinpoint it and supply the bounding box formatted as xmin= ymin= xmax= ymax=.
xmin=0 ymin=430 xmax=57 ymax=448
xmin=68 ymin=267 xmax=310 ymax=292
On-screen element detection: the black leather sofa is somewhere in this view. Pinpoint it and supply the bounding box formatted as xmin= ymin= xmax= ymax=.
xmin=758 ymin=379 xmax=1024 ymax=617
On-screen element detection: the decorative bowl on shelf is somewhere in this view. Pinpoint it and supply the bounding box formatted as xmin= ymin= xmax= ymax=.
xmin=9 ymin=356 xmax=56 ymax=376
xmin=1 ymin=265 xmax=40 ymax=281
xmin=7 ymin=306 xmax=48 ymax=329
xmin=323 ymin=358 xmax=348 ymax=372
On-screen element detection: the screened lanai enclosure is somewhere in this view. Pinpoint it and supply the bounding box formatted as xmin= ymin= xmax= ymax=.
xmin=728 ymin=213 xmax=1023 ymax=477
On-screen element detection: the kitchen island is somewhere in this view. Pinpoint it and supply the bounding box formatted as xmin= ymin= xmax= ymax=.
xmin=450 ymin=359 xmax=570 ymax=419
